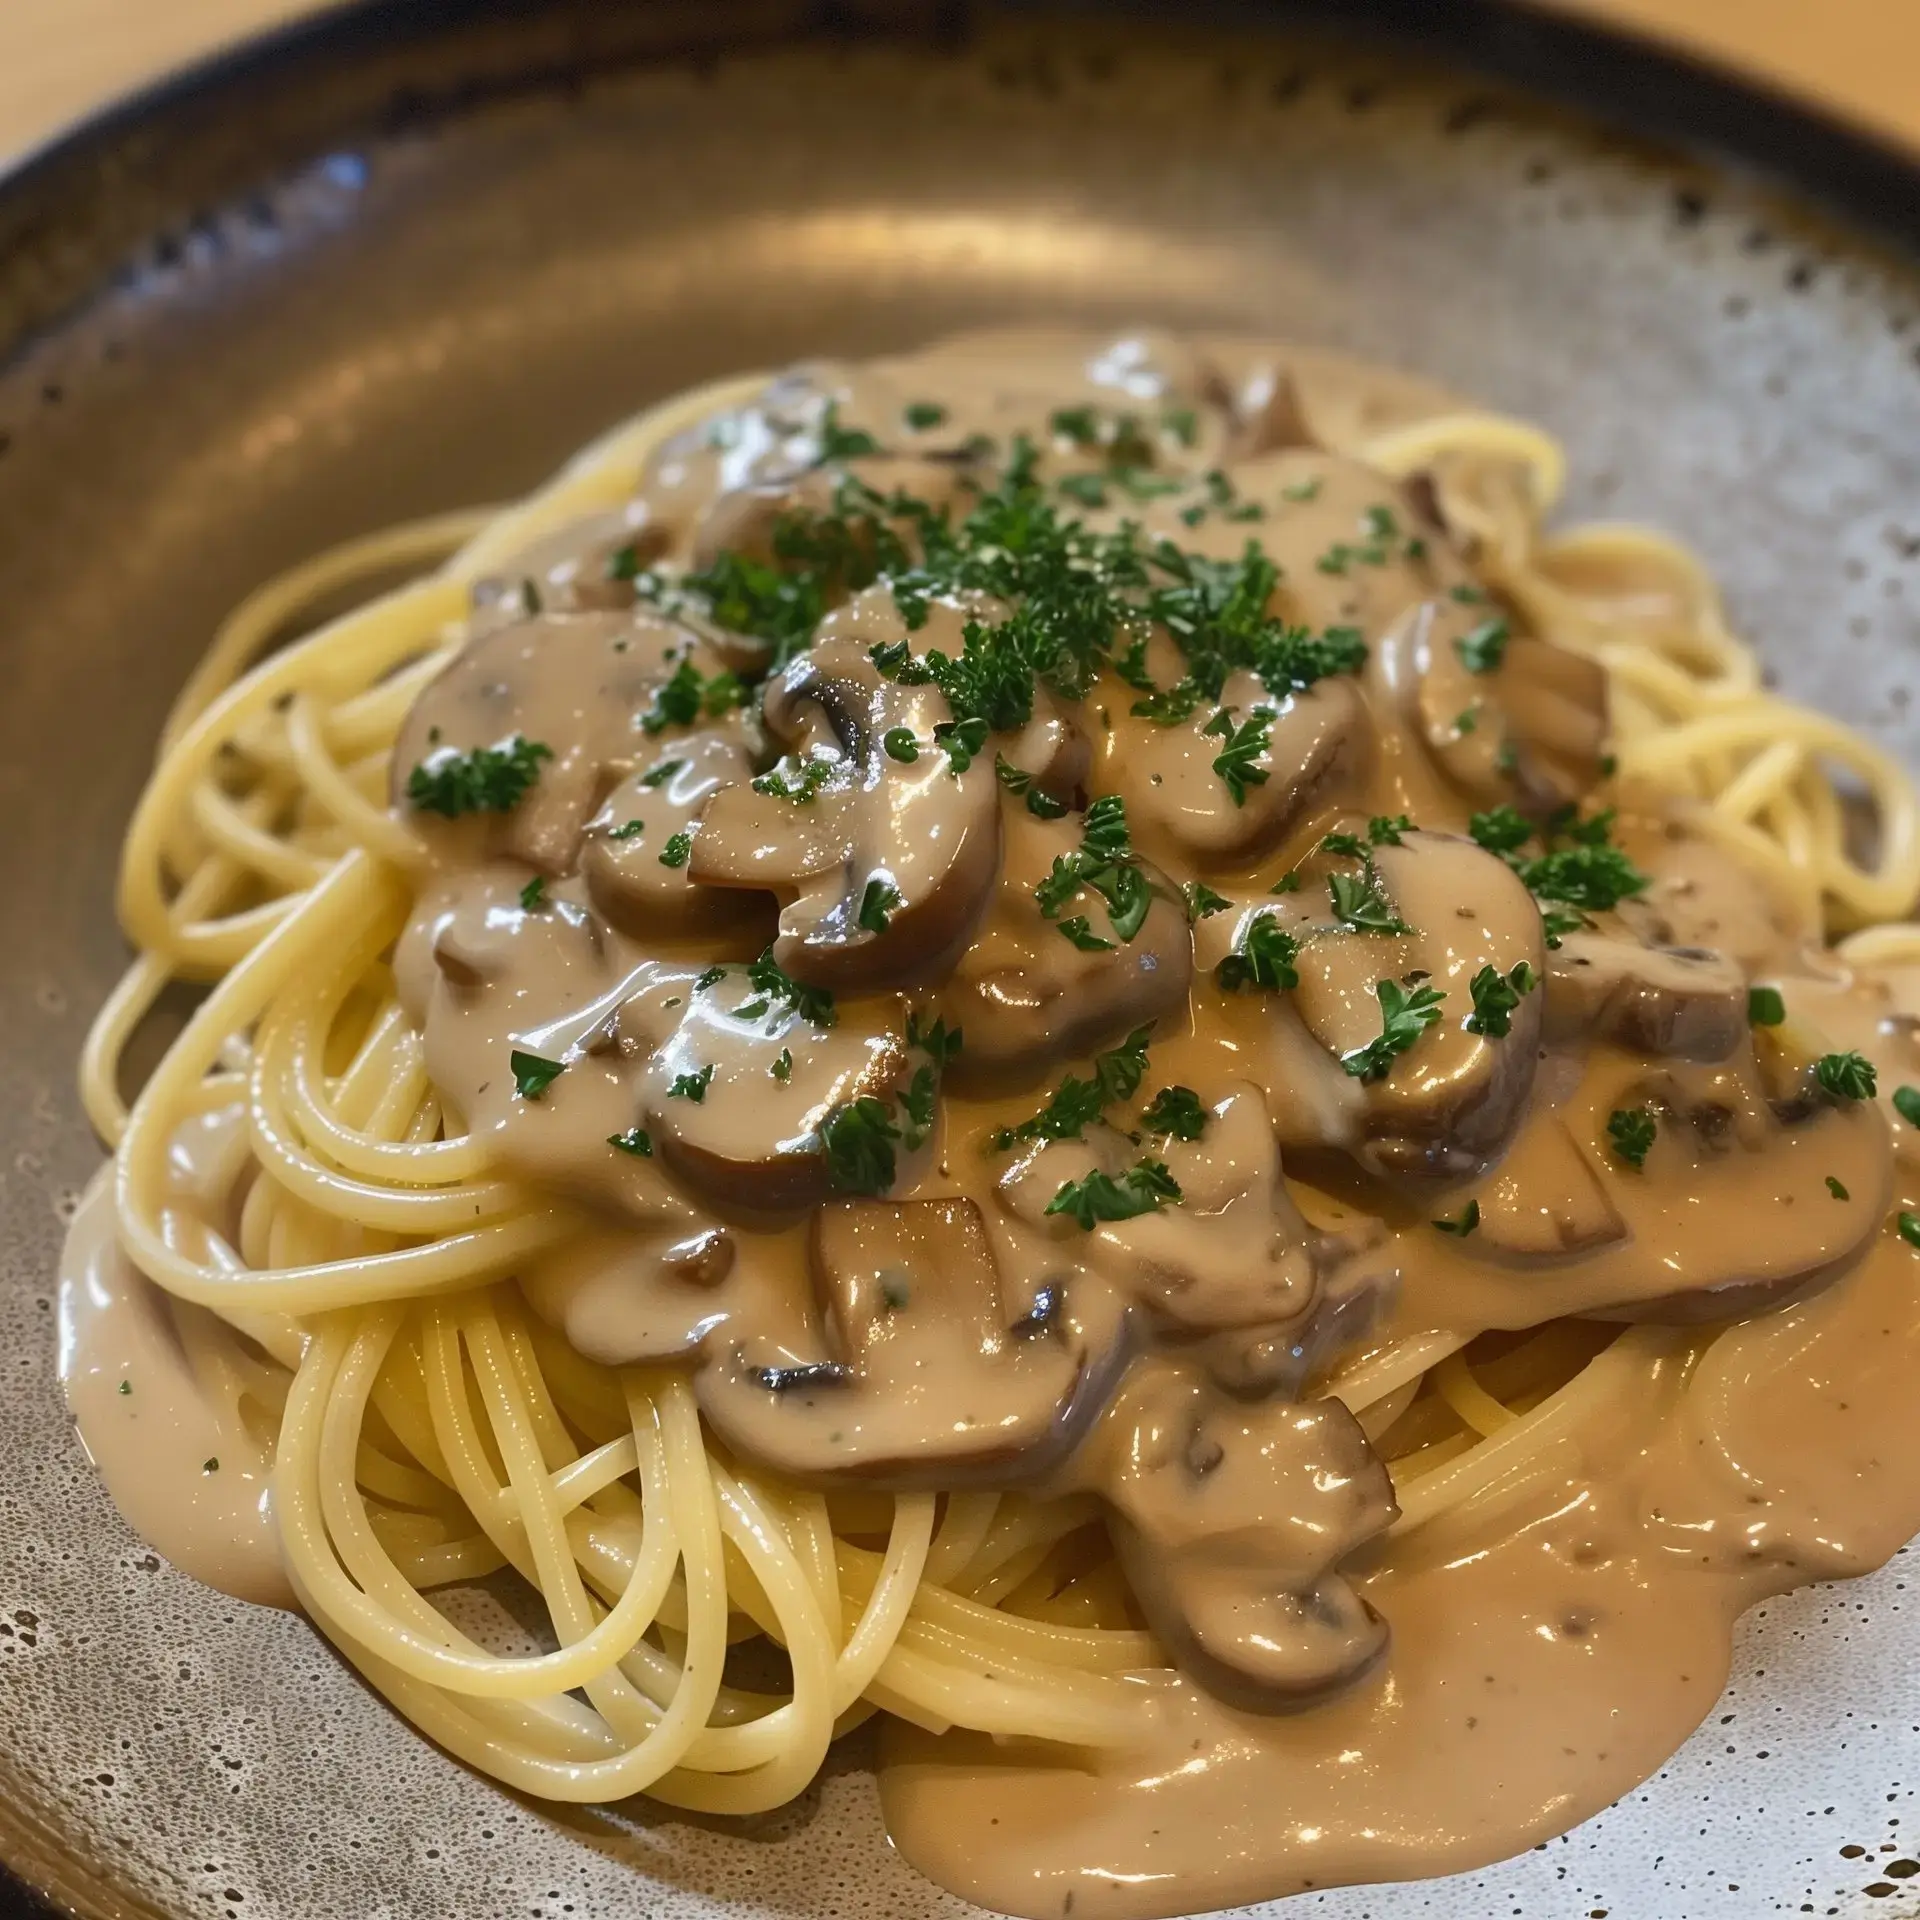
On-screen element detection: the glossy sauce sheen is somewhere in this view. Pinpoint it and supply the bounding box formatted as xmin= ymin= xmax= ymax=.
xmin=67 ymin=329 xmax=1920 ymax=1918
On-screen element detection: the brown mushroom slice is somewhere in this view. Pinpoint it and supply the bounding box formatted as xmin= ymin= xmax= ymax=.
xmin=997 ymin=691 xmax=1092 ymax=806
xmin=1468 ymin=1110 xmax=1627 ymax=1262
xmin=1227 ymin=365 xmax=1319 ymax=458
xmin=1102 ymin=669 xmax=1372 ymax=870
xmin=581 ymin=730 xmax=772 ymax=944
xmin=1292 ymin=830 xmax=1545 ymax=1181
xmin=392 ymin=610 xmax=741 ymax=876
xmin=1611 ymin=824 xmax=1813 ymax=974
xmin=688 ymin=456 xmax=969 ymax=577
xmin=697 ymin=1198 xmax=1109 ymax=1486
xmin=942 ymin=804 xmax=1193 ymax=1089
xmin=690 ymin=613 xmax=1002 ymax=992
xmin=1375 ymin=597 xmax=1609 ymax=813
xmin=1542 ymin=933 xmax=1747 ymax=1061
xmin=1097 ymin=1359 xmax=1396 ymax=1712
xmin=996 ymin=1090 xmax=1318 ymax=1333
xmin=520 ymin=1227 xmax=742 ymax=1367
xmin=471 ymin=504 xmax=673 ymax=618
xmin=622 ymin=968 xmax=909 ymax=1215
xmin=1578 ymin=1056 xmax=1891 ymax=1323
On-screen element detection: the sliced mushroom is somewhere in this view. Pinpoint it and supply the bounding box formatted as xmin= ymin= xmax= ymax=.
xmin=941 ymin=802 xmax=1193 ymax=1089
xmin=1543 ymin=933 xmax=1747 ymax=1061
xmin=1467 ymin=1109 xmax=1627 ymax=1262
xmin=621 ymin=966 xmax=910 ymax=1214
xmin=1102 ymin=668 xmax=1372 ymax=870
xmin=697 ymin=1197 xmax=1117 ymax=1485
xmin=997 ymin=690 xmax=1092 ymax=807
xmin=1227 ymin=365 xmax=1318 ymax=458
xmin=996 ymin=1088 xmax=1315 ymax=1333
xmin=393 ymin=610 xmax=744 ymax=876
xmin=520 ymin=1227 xmax=740 ymax=1367
xmin=1612 ymin=823 xmax=1814 ymax=974
xmin=1373 ymin=597 xmax=1608 ymax=813
xmin=1291 ymin=829 xmax=1545 ymax=1181
xmin=1096 ymin=1357 xmax=1396 ymax=1712
xmin=689 ymin=605 xmax=1003 ymax=992
xmin=471 ymin=504 xmax=674 ymax=618
xmin=581 ymin=729 xmax=773 ymax=945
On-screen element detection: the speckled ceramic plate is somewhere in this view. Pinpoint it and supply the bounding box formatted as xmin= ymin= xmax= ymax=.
xmin=5 ymin=4 xmax=1920 ymax=1916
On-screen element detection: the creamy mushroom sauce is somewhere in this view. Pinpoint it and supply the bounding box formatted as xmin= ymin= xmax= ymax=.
xmin=72 ymin=329 xmax=1920 ymax=1917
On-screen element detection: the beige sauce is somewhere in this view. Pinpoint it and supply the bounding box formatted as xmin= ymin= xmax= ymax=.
xmin=59 ymin=1162 xmax=294 ymax=1609
xmin=76 ymin=326 xmax=1920 ymax=1916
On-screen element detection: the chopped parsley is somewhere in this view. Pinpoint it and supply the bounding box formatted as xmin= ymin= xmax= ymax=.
xmin=1216 ymin=912 xmax=1300 ymax=993
xmin=658 ymin=832 xmax=693 ymax=869
xmin=668 ymin=1065 xmax=715 ymax=1103
xmin=1328 ymin=867 xmax=1413 ymax=937
xmin=607 ymin=1127 xmax=653 ymax=1157
xmin=606 ymin=819 xmax=646 ymax=841
xmin=746 ymin=947 xmax=836 ymax=1027
xmin=406 ymin=735 xmax=553 ymax=817
xmin=903 ymin=400 xmax=948 ymax=431
xmin=1467 ymin=804 xmax=1535 ymax=855
xmin=510 ymin=1049 xmax=567 ymax=1100
xmin=1035 ymin=796 xmax=1151 ymax=946
xmin=641 ymin=659 xmax=747 ymax=735
xmin=1826 ymin=1175 xmax=1850 ymax=1200
xmin=1057 ymin=916 xmax=1115 ymax=951
xmin=1323 ymin=814 xmax=1411 ymax=857
xmin=771 ymin=1048 xmax=793 ymax=1082
xmin=816 ymin=400 xmax=880 ymax=462
xmin=1814 ymin=1051 xmax=1877 ymax=1101
xmin=1456 ymin=617 xmax=1511 ymax=674
xmin=882 ymin=726 xmax=920 ymax=764
xmin=820 ymin=1096 xmax=901 ymax=1194
xmin=518 ymin=875 xmax=547 ymax=912
xmin=1045 ymin=1159 xmax=1183 ymax=1231
xmin=1900 ymin=1211 xmax=1920 ymax=1250
xmin=639 ymin=758 xmax=685 ymax=787
xmin=995 ymin=756 xmax=1070 ymax=818
xmin=1182 ymin=880 xmax=1233 ymax=922
xmin=1747 ymin=985 xmax=1786 ymax=1027
xmin=1139 ymin=1085 xmax=1208 ymax=1141
xmin=1269 ymin=871 xmax=1302 ymax=894
xmin=1606 ymin=1106 xmax=1657 ymax=1170
xmin=1464 ymin=960 xmax=1539 ymax=1038
xmin=1894 ymin=1085 xmax=1920 ymax=1128
xmin=996 ymin=1027 xmax=1154 ymax=1149
xmin=751 ymin=754 xmax=838 ymax=803
xmin=1202 ymin=703 xmax=1276 ymax=805
xmin=1342 ymin=979 xmax=1446 ymax=1082
xmin=1433 ymin=1199 xmax=1481 ymax=1237
xmin=857 ymin=877 xmax=903 ymax=934
xmin=694 ymin=965 xmax=727 ymax=991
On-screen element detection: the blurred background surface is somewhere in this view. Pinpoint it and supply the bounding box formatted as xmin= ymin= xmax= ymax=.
xmin=0 ymin=0 xmax=1915 ymax=165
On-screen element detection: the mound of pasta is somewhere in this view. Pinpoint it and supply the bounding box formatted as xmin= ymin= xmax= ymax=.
xmin=67 ymin=329 xmax=1920 ymax=1919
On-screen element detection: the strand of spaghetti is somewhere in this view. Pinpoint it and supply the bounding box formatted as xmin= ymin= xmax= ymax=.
xmin=1391 ymin=1327 xmax=1687 ymax=1536
xmin=285 ymin=691 xmax=424 ymax=868
xmin=159 ymin=508 xmax=494 ymax=751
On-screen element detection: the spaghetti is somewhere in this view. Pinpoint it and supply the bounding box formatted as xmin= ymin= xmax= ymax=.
xmin=69 ymin=329 xmax=1920 ymax=1858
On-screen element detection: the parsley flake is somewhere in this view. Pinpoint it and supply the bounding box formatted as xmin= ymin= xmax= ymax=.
xmin=1216 ymin=912 xmax=1300 ymax=992
xmin=669 ymin=1065 xmax=716 ymax=1103
xmin=1433 ymin=1199 xmax=1481 ymax=1237
xmin=1139 ymin=1085 xmax=1207 ymax=1141
xmin=510 ymin=1050 xmax=567 ymax=1100
xmin=1343 ymin=979 xmax=1446 ymax=1082
xmin=407 ymin=736 xmax=553 ymax=818
xmin=1606 ymin=1107 xmax=1657 ymax=1170
xmin=1815 ymin=1051 xmax=1877 ymax=1101
xmin=607 ymin=1127 xmax=653 ymax=1157
xmin=1045 ymin=1159 xmax=1183 ymax=1231
xmin=1464 ymin=960 xmax=1539 ymax=1038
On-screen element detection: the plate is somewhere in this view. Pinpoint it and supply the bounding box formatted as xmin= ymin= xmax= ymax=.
xmin=4 ymin=4 xmax=1920 ymax=1915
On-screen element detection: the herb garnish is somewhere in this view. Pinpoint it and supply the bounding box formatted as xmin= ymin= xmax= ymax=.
xmin=607 ymin=819 xmax=646 ymax=841
xmin=1894 ymin=1085 xmax=1920 ymax=1127
xmin=640 ymin=758 xmax=686 ymax=788
xmin=1139 ymin=1085 xmax=1208 ymax=1141
xmin=1464 ymin=960 xmax=1539 ymax=1038
xmin=510 ymin=1050 xmax=567 ymax=1100
xmin=1826 ymin=1175 xmax=1850 ymax=1200
xmin=641 ymin=659 xmax=747 ymax=735
xmin=820 ymin=1097 xmax=901 ymax=1194
xmin=658 ymin=832 xmax=692 ymax=869
xmin=751 ymin=754 xmax=838 ymax=803
xmin=1433 ymin=1199 xmax=1481 ymax=1237
xmin=1747 ymin=985 xmax=1786 ymax=1027
xmin=1035 ymin=796 xmax=1151 ymax=946
xmin=1216 ymin=911 xmax=1301 ymax=992
xmin=746 ymin=947 xmax=836 ymax=1028
xmin=1456 ymin=618 xmax=1511 ymax=674
xmin=1606 ymin=1107 xmax=1657 ymax=1170
xmin=407 ymin=735 xmax=553 ymax=817
xmin=518 ymin=875 xmax=547 ymax=912
xmin=1182 ymin=880 xmax=1233 ymax=922
xmin=1202 ymin=703 xmax=1276 ymax=805
xmin=857 ymin=878 xmax=903 ymax=934
xmin=995 ymin=1027 xmax=1154 ymax=1149
xmin=1815 ymin=1051 xmax=1877 ymax=1101
xmin=607 ymin=1127 xmax=653 ymax=1157
xmin=1328 ymin=867 xmax=1413 ymax=937
xmin=1343 ymin=979 xmax=1446 ymax=1082
xmin=1045 ymin=1159 xmax=1183 ymax=1231
xmin=668 ymin=1065 xmax=715 ymax=1103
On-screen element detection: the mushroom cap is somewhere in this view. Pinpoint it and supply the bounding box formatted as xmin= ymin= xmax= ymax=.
xmin=622 ymin=965 xmax=910 ymax=1216
xmin=1292 ymin=829 xmax=1545 ymax=1181
xmin=393 ymin=610 xmax=739 ymax=875
xmin=697 ymin=1197 xmax=1116 ymax=1486
xmin=1099 ymin=1360 xmax=1396 ymax=1712
xmin=943 ymin=804 xmax=1194 ymax=1090
xmin=690 ymin=610 xmax=1003 ymax=993
xmin=1543 ymin=933 xmax=1747 ymax=1062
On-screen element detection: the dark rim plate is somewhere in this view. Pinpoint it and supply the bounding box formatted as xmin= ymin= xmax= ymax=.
xmin=4 ymin=5 xmax=1919 ymax=1918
